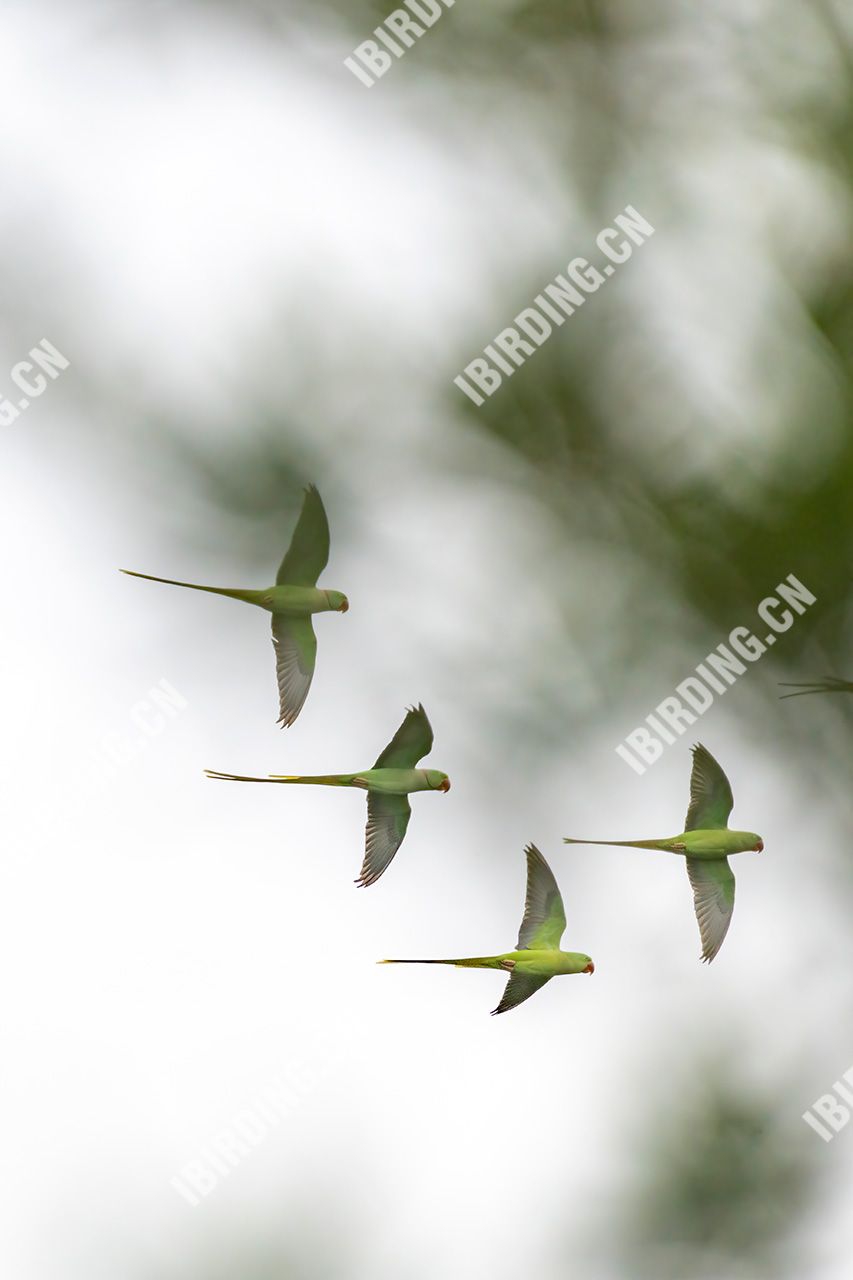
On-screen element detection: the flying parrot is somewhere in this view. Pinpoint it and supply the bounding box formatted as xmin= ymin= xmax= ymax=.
xmin=564 ymin=743 xmax=763 ymax=963
xmin=206 ymin=704 xmax=449 ymax=887
xmin=779 ymin=676 xmax=853 ymax=699
xmin=380 ymin=843 xmax=593 ymax=1015
xmin=121 ymin=484 xmax=348 ymax=728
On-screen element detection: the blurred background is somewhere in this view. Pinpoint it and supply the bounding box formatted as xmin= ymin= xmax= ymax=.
xmin=2 ymin=0 xmax=852 ymax=1276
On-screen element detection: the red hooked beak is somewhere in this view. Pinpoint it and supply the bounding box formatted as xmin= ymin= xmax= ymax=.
xmin=339 ymin=600 xmax=349 ymax=613
xmin=440 ymin=778 xmax=451 ymax=792
xmin=584 ymin=961 xmax=595 ymax=974
xmin=755 ymin=839 xmax=764 ymax=852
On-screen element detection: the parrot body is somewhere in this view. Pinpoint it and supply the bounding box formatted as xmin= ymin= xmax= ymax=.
xmin=116 ymin=577 xmax=342 ymax=617
xmin=209 ymin=768 xmax=447 ymax=795
xmin=564 ymin=743 xmax=764 ymax=962
xmin=260 ymin=584 xmax=346 ymax=616
xmin=206 ymin=705 xmax=449 ymax=886
xmin=347 ymin=768 xmax=445 ymax=795
xmin=566 ymin=828 xmax=762 ymax=859
xmin=122 ymin=485 xmax=347 ymax=726
xmin=381 ymin=844 xmax=594 ymax=1015
xmin=391 ymin=949 xmax=592 ymax=977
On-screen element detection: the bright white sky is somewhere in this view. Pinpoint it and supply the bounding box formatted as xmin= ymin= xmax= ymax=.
xmin=2 ymin=3 xmax=853 ymax=1278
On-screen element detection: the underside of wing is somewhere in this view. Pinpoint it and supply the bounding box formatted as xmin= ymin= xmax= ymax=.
xmin=685 ymin=743 xmax=734 ymax=831
xmin=272 ymin=614 xmax=317 ymax=727
xmin=686 ymin=856 xmax=736 ymax=963
xmin=373 ymin=704 xmax=434 ymax=769
xmin=516 ymin=844 xmax=566 ymax=951
xmin=276 ymin=485 xmax=330 ymax=586
xmin=491 ymin=972 xmax=551 ymax=1016
xmin=356 ymin=791 xmax=412 ymax=887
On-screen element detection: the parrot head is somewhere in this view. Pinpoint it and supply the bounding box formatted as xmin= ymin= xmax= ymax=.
xmin=424 ymin=770 xmax=451 ymax=792
xmin=326 ymin=590 xmax=349 ymax=612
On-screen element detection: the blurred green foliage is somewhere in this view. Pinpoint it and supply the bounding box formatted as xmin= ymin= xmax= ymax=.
xmin=22 ymin=1 xmax=853 ymax=1277
xmin=596 ymin=1058 xmax=827 ymax=1280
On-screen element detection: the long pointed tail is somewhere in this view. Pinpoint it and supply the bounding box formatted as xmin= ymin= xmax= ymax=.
xmin=205 ymin=770 xmax=353 ymax=786
xmin=563 ymin=836 xmax=672 ymax=851
xmin=778 ymin=678 xmax=853 ymax=699
xmin=120 ymin=569 xmax=257 ymax=603
xmin=379 ymin=957 xmax=502 ymax=969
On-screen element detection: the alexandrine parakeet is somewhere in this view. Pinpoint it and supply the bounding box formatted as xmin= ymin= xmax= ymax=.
xmin=121 ymin=485 xmax=348 ymax=728
xmin=206 ymin=704 xmax=449 ymax=887
xmin=381 ymin=843 xmax=594 ymax=1015
xmin=779 ymin=676 xmax=853 ymax=699
xmin=564 ymin=744 xmax=763 ymax=962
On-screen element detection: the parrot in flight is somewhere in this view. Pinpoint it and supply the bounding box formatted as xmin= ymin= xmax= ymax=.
xmin=380 ymin=843 xmax=594 ymax=1015
xmin=779 ymin=676 xmax=853 ymax=699
xmin=121 ymin=484 xmax=348 ymax=728
xmin=206 ymin=704 xmax=449 ymax=887
xmin=564 ymin=744 xmax=763 ymax=963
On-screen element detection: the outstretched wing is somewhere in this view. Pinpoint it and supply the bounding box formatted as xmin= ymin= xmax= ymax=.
xmin=356 ymin=792 xmax=411 ymax=888
xmin=686 ymin=857 xmax=735 ymax=963
xmin=276 ymin=485 xmax=330 ymax=586
xmin=271 ymin=615 xmax=317 ymax=727
xmin=516 ymin=844 xmax=566 ymax=951
xmin=685 ymin=743 xmax=734 ymax=831
xmin=492 ymin=972 xmax=551 ymax=1016
xmin=373 ymin=704 xmax=433 ymax=769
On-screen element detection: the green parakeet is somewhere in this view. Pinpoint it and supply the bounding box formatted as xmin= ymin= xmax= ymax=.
xmin=380 ymin=843 xmax=594 ymax=1015
xmin=206 ymin=704 xmax=449 ymax=887
xmin=564 ymin=743 xmax=763 ymax=962
xmin=779 ymin=676 xmax=853 ymax=699
xmin=121 ymin=484 xmax=348 ymax=727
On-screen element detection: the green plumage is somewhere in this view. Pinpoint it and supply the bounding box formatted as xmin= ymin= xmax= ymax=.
xmin=206 ymin=705 xmax=449 ymax=887
xmin=121 ymin=484 xmax=348 ymax=727
xmin=380 ymin=844 xmax=594 ymax=1016
xmin=564 ymin=744 xmax=764 ymax=962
